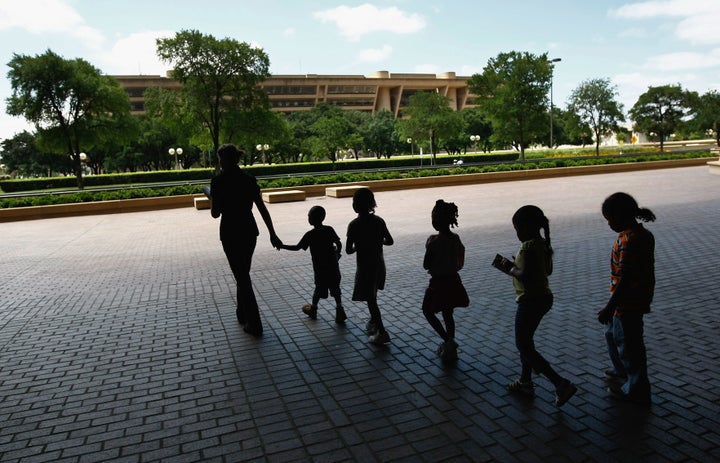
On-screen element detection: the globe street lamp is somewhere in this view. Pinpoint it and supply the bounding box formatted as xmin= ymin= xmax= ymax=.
xmin=168 ymin=147 xmax=183 ymax=170
xmin=256 ymin=143 xmax=269 ymax=164
xmin=548 ymin=58 xmax=561 ymax=148
xmin=470 ymin=135 xmax=480 ymax=152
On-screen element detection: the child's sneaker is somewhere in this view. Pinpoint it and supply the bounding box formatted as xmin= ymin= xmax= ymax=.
xmin=368 ymin=330 xmax=390 ymax=345
xmin=507 ymin=379 xmax=535 ymax=397
xmin=554 ymin=380 xmax=578 ymax=407
xmin=335 ymin=306 xmax=347 ymax=323
xmin=301 ymin=304 xmax=317 ymax=320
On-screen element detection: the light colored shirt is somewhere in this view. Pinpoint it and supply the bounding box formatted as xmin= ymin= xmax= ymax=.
xmin=513 ymin=238 xmax=553 ymax=300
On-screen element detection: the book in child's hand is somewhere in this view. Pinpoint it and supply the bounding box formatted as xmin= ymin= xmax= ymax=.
xmin=492 ymin=254 xmax=514 ymax=275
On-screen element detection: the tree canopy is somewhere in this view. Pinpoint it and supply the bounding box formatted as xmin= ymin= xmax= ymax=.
xmin=629 ymin=84 xmax=695 ymax=152
xmin=156 ymin=30 xmax=271 ymax=161
xmin=399 ymin=91 xmax=464 ymax=164
xmin=468 ymin=51 xmax=554 ymax=161
xmin=6 ymin=49 xmax=132 ymax=188
xmin=689 ymin=90 xmax=720 ymax=147
xmin=568 ymin=78 xmax=625 ymax=156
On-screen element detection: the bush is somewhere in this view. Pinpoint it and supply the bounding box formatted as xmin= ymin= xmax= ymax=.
xmin=0 ymin=152 xmax=519 ymax=193
xmin=0 ymin=151 xmax=710 ymax=209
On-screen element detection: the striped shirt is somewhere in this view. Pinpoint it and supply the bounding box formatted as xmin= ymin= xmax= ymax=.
xmin=610 ymin=224 xmax=655 ymax=313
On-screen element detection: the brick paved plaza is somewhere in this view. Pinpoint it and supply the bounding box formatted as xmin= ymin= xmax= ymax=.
xmin=1 ymin=166 xmax=719 ymax=462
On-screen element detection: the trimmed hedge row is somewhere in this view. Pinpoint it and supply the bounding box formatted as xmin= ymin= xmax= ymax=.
xmin=0 ymin=152 xmax=708 ymax=209
xmin=0 ymin=152 xmax=519 ymax=193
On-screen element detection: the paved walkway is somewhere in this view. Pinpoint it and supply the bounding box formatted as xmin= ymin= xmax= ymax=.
xmin=1 ymin=166 xmax=719 ymax=462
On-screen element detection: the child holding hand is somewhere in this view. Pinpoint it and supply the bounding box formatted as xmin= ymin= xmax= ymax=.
xmin=280 ymin=205 xmax=346 ymax=323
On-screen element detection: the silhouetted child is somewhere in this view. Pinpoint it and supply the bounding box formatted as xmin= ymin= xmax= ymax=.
xmin=494 ymin=205 xmax=577 ymax=407
xmin=279 ymin=205 xmax=346 ymax=323
xmin=597 ymin=192 xmax=655 ymax=405
xmin=422 ymin=200 xmax=469 ymax=362
xmin=346 ymin=188 xmax=394 ymax=345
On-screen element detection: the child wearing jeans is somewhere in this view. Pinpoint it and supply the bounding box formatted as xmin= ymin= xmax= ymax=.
xmin=597 ymin=192 xmax=655 ymax=405
xmin=498 ymin=205 xmax=577 ymax=407
xmin=279 ymin=205 xmax=346 ymax=323
xmin=422 ymin=200 xmax=469 ymax=362
xmin=346 ymin=188 xmax=394 ymax=345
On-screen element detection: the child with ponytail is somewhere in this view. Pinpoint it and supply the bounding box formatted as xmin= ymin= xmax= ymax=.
xmin=598 ymin=192 xmax=655 ymax=405
xmin=498 ymin=205 xmax=577 ymax=407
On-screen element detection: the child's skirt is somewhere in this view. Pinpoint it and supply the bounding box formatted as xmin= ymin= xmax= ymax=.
xmin=422 ymin=273 xmax=469 ymax=313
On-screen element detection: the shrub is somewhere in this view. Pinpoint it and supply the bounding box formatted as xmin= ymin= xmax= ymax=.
xmin=0 ymin=151 xmax=710 ymax=209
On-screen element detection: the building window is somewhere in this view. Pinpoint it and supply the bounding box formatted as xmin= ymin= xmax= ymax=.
xmin=263 ymin=85 xmax=317 ymax=95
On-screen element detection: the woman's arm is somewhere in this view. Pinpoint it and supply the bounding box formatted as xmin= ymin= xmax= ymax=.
xmin=382 ymin=222 xmax=394 ymax=246
xmin=253 ymin=195 xmax=282 ymax=248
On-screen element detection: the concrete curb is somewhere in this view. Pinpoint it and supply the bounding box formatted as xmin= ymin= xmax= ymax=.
xmin=1 ymin=157 xmax=713 ymax=222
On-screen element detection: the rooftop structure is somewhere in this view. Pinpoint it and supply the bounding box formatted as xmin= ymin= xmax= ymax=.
xmin=113 ymin=70 xmax=479 ymax=117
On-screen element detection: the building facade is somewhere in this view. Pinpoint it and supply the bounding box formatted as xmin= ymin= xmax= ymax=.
xmin=113 ymin=71 xmax=479 ymax=117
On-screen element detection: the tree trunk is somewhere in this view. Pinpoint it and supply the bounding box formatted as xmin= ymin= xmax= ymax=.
xmin=74 ymin=157 xmax=84 ymax=189
xmin=429 ymin=129 xmax=436 ymax=165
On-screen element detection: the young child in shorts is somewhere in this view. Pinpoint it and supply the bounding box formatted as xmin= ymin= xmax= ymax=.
xmin=280 ymin=205 xmax=346 ymax=323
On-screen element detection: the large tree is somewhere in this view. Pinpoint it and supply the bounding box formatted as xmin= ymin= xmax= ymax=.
xmin=629 ymin=84 xmax=695 ymax=152
xmin=156 ymin=30 xmax=271 ymax=161
xmin=6 ymin=49 xmax=132 ymax=188
xmin=0 ymin=130 xmax=71 ymax=177
xmin=306 ymin=103 xmax=354 ymax=163
xmin=468 ymin=51 xmax=554 ymax=161
xmin=568 ymin=78 xmax=625 ymax=156
xmin=690 ymin=90 xmax=720 ymax=147
xmin=363 ymin=109 xmax=398 ymax=159
xmin=399 ymin=91 xmax=464 ymax=165
xmin=461 ymin=107 xmax=493 ymax=153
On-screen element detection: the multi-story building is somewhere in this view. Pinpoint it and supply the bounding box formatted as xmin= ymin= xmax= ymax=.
xmin=113 ymin=70 xmax=479 ymax=117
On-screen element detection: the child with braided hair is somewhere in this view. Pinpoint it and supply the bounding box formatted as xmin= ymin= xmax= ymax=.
xmin=422 ymin=199 xmax=469 ymax=362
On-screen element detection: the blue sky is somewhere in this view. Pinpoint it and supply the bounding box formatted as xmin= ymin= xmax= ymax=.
xmin=1 ymin=0 xmax=719 ymax=142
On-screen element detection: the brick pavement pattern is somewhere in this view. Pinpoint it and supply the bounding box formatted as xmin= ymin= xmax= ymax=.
xmin=1 ymin=166 xmax=719 ymax=462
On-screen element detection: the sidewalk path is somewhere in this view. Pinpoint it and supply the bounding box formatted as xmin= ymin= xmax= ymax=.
xmin=1 ymin=166 xmax=718 ymax=462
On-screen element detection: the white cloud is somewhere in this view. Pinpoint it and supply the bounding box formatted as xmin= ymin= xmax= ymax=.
xmin=96 ymin=31 xmax=174 ymax=75
xmin=611 ymin=0 xmax=720 ymax=45
xmin=611 ymin=0 xmax=717 ymax=18
xmin=675 ymin=14 xmax=720 ymax=45
xmin=643 ymin=49 xmax=720 ymax=71
xmin=0 ymin=0 xmax=104 ymax=47
xmin=357 ymin=44 xmax=393 ymax=63
xmin=283 ymin=27 xmax=296 ymax=37
xmin=313 ymin=4 xmax=425 ymax=42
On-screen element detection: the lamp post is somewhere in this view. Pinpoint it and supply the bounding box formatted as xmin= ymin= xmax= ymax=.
xmin=168 ymin=147 xmax=183 ymax=170
xmin=548 ymin=58 xmax=561 ymax=148
xmin=470 ymin=135 xmax=480 ymax=152
xmin=408 ymin=137 xmax=421 ymax=166
xmin=256 ymin=143 xmax=269 ymax=164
